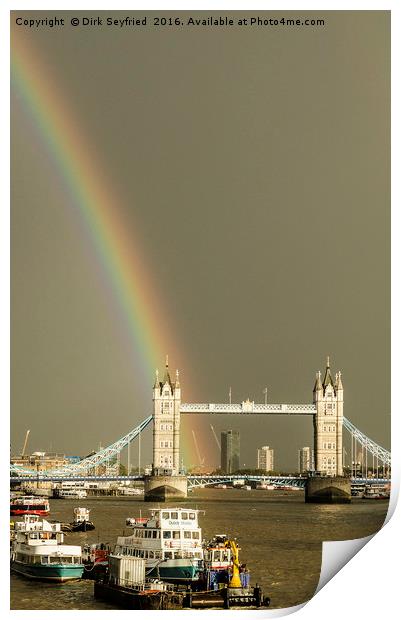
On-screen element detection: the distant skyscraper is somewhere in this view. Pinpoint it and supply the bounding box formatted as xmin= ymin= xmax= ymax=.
xmin=257 ymin=446 xmax=274 ymax=472
xmin=221 ymin=430 xmax=240 ymax=473
xmin=298 ymin=447 xmax=314 ymax=473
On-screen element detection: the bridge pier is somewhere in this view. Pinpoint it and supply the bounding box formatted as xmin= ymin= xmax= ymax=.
xmin=305 ymin=476 xmax=351 ymax=503
xmin=144 ymin=474 xmax=187 ymax=502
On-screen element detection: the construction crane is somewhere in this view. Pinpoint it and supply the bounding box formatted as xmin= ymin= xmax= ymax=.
xmin=210 ymin=425 xmax=221 ymax=451
xmin=191 ymin=430 xmax=205 ymax=466
xmin=21 ymin=430 xmax=30 ymax=456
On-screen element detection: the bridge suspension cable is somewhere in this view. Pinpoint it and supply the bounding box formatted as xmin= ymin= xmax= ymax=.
xmin=343 ymin=416 xmax=391 ymax=467
xmin=11 ymin=416 xmax=153 ymax=477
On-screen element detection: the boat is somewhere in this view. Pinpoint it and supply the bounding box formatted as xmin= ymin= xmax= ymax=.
xmin=363 ymin=485 xmax=390 ymax=499
xmin=10 ymin=514 xmax=84 ymax=581
xmin=10 ymin=496 xmax=50 ymax=517
xmin=114 ymin=508 xmax=204 ymax=583
xmin=202 ymin=534 xmax=250 ymax=590
xmin=95 ymin=536 xmax=269 ymax=609
xmin=54 ymin=488 xmax=87 ymax=499
xmin=65 ymin=507 xmax=95 ymax=532
xmin=82 ymin=542 xmax=111 ymax=579
xmin=118 ymin=487 xmax=143 ymax=496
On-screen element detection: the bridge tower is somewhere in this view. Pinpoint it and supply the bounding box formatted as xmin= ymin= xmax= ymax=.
xmin=152 ymin=357 xmax=181 ymax=475
xmin=313 ymin=357 xmax=344 ymax=476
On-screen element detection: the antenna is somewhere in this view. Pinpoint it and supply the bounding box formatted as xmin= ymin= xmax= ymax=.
xmin=229 ymin=387 xmax=232 ymax=404
xmin=263 ymin=387 xmax=268 ymax=405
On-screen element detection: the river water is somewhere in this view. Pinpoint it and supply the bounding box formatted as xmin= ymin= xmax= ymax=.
xmin=10 ymin=488 xmax=388 ymax=610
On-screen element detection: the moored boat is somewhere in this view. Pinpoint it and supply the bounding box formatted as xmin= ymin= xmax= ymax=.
xmin=82 ymin=542 xmax=111 ymax=579
xmin=54 ymin=488 xmax=87 ymax=499
xmin=114 ymin=508 xmax=204 ymax=584
xmin=10 ymin=514 xmax=84 ymax=581
xmin=10 ymin=496 xmax=50 ymax=517
xmin=71 ymin=507 xmax=95 ymax=531
xmin=363 ymin=484 xmax=390 ymax=499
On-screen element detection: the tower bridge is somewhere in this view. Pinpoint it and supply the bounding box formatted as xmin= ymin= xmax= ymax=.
xmin=10 ymin=357 xmax=391 ymax=498
xmin=153 ymin=356 xmax=344 ymax=478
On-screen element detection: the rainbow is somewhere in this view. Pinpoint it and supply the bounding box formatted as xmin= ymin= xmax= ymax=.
xmin=11 ymin=30 xmax=208 ymax=466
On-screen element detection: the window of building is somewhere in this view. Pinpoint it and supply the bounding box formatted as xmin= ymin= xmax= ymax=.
xmin=171 ymin=512 xmax=178 ymax=520
xmin=181 ymin=512 xmax=188 ymax=520
xmin=184 ymin=531 xmax=191 ymax=539
xmin=192 ymin=531 xmax=200 ymax=539
xmin=173 ymin=531 xmax=180 ymax=539
xmin=189 ymin=513 xmax=196 ymax=520
xmin=163 ymin=531 xmax=171 ymax=539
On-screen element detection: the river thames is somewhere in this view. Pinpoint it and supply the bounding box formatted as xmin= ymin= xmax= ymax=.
xmin=10 ymin=488 xmax=388 ymax=610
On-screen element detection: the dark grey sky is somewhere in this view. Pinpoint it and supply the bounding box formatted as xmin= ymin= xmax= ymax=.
xmin=11 ymin=11 xmax=390 ymax=470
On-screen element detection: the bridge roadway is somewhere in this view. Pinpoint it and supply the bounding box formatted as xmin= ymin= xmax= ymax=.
xmin=9 ymin=473 xmax=390 ymax=490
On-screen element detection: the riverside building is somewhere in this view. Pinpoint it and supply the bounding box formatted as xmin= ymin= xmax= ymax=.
xmin=298 ymin=447 xmax=314 ymax=473
xmin=257 ymin=446 xmax=274 ymax=472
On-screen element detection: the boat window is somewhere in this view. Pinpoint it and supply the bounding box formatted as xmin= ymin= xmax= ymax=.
xmin=152 ymin=531 xmax=157 ymax=538
xmin=154 ymin=551 xmax=162 ymax=559
xmin=184 ymin=531 xmax=191 ymax=539
xmin=164 ymin=552 xmax=173 ymax=559
xmin=195 ymin=552 xmax=202 ymax=558
xmin=189 ymin=513 xmax=196 ymax=520
xmin=171 ymin=512 xmax=178 ymax=519
xmin=192 ymin=531 xmax=200 ymax=539
xmin=173 ymin=531 xmax=180 ymax=539
xmin=41 ymin=556 xmax=49 ymax=564
xmin=163 ymin=531 xmax=171 ymax=539
xmin=162 ymin=512 xmax=169 ymax=519
xmin=181 ymin=512 xmax=188 ymax=520
xmin=148 ymin=551 xmax=154 ymax=559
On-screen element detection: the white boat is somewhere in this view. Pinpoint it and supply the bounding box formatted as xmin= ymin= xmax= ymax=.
xmin=10 ymin=514 xmax=84 ymax=581
xmin=118 ymin=487 xmax=143 ymax=496
xmin=55 ymin=489 xmax=87 ymax=499
xmin=363 ymin=485 xmax=390 ymax=499
xmin=114 ymin=508 xmax=204 ymax=583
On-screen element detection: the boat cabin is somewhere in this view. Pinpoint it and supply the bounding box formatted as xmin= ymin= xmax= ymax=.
xmin=115 ymin=508 xmax=203 ymax=561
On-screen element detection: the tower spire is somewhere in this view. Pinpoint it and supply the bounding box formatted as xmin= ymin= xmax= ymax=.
xmin=322 ymin=355 xmax=334 ymax=388
xmin=163 ymin=355 xmax=172 ymax=386
xmin=313 ymin=370 xmax=322 ymax=392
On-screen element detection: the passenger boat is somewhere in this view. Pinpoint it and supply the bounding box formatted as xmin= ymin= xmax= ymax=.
xmin=363 ymin=485 xmax=390 ymax=499
xmin=10 ymin=496 xmax=50 ymax=517
xmin=10 ymin=514 xmax=84 ymax=581
xmin=54 ymin=489 xmax=87 ymax=499
xmin=114 ymin=508 xmax=204 ymax=583
xmin=118 ymin=487 xmax=143 ymax=496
